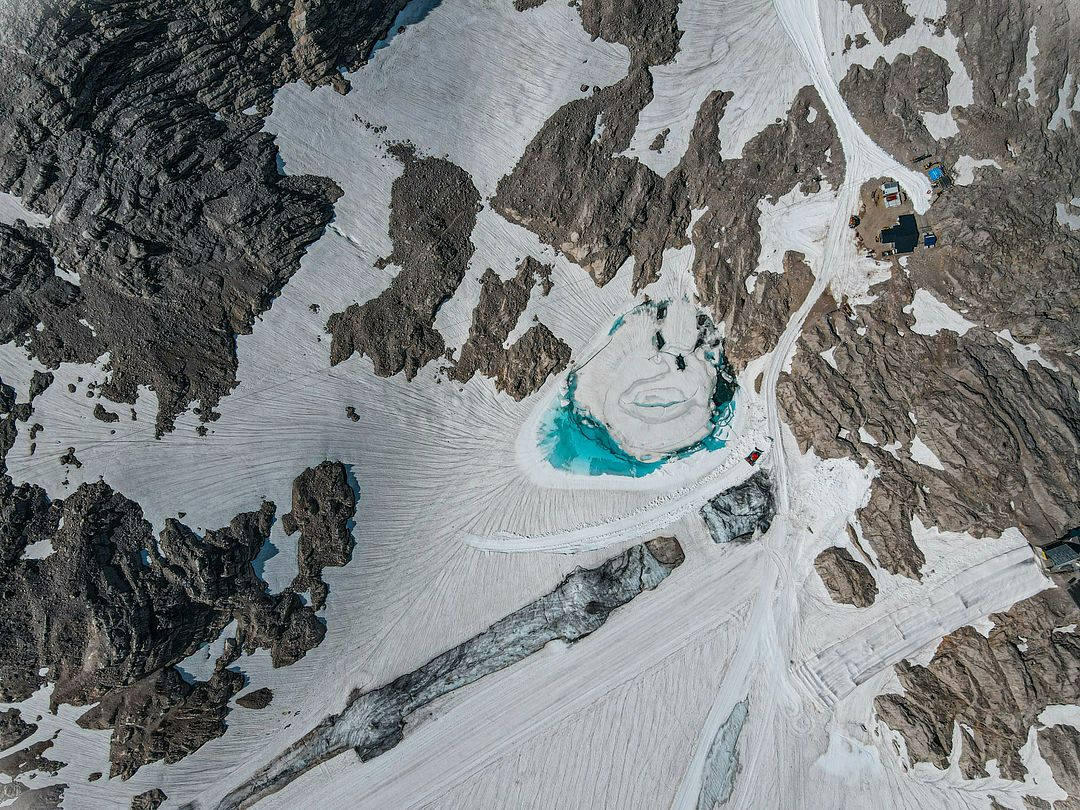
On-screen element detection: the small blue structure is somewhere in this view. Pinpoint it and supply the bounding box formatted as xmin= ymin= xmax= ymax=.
xmin=923 ymin=231 xmax=937 ymax=248
xmin=927 ymin=166 xmax=945 ymax=182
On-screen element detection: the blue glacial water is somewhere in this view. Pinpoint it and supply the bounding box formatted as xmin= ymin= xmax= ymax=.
xmin=539 ymin=326 xmax=737 ymax=478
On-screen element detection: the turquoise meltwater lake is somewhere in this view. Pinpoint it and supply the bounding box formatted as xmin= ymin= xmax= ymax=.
xmin=538 ymin=302 xmax=737 ymax=478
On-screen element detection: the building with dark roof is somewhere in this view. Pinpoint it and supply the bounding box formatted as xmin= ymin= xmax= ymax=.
xmin=1041 ymin=541 xmax=1080 ymax=573
xmin=881 ymin=214 xmax=919 ymax=254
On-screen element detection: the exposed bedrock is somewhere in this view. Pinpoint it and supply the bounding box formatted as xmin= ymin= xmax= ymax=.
xmin=1037 ymin=725 xmax=1080 ymax=810
xmin=518 ymin=0 xmax=682 ymax=67
xmin=0 ymin=709 xmax=37 ymax=752
xmin=236 ymin=687 xmax=274 ymax=711
xmin=210 ymin=537 xmax=686 ymax=810
xmin=0 ymin=460 xmax=356 ymax=779
xmin=3 ymin=784 xmax=66 ymax=810
xmin=777 ymin=270 xmax=1080 ymax=579
xmin=701 ymin=471 xmax=776 ymax=544
xmin=495 ymin=70 xmax=843 ymax=329
xmin=450 ymin=257 xmax=570 ymax=399
xmin=679 ymin=86 xmax=844 ymax=317
xmin=723 ymin=251 xmax=816 ymax=373
xmin=844 ymin=0 xmax=915 ymax=46
xmin=839 ymin=47 xmax=953 ymax=162
xmin=79 ymin=667 xmax=246 ymax=780
xmin=814 ymin=546 xmax=878 ymax=608
xmin=132 ymin=789 xmax=169 ymax=810
xmin=0 ymin=0 xmax=412 ymax=433
xmin=281 ymin=459 xmax=358 ymax=610
xmin=874 ymin=587 xmax=1080 ymax=781
xmin=0 ymin=739 xmax=63 ymax=779
xmin=492 ymin=67 xmax=683 ymax=290
xmin=328 ymin=145 xmax=480 ymax=378
xmin=0 ymin=223 xmax=80 ymax=346
xmin=838 ymin=0 xmax=1079 ymax=358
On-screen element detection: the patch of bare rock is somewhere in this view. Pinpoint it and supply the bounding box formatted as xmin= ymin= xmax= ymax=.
xmin=328 ymin=145 xmax=479 ymax=378
xmin=0 ymin=449 xmax=358 ymax=789
xmin=875 ymin=588 xmax=1080 ymax=781
xmin=0 ymin=0 xmax=411 ymax=434
xmin=450 ymin=257 xmax=570 ymax=399
xmin=814 ymin=547 xmax=878 ymax=607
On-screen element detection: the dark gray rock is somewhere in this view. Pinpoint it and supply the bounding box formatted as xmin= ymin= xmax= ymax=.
xmin=724 ymin=251 xmax=815 ymax=372
xmin=493 ymin=67 xmax=685 ymax=290
xmin=280 ymin=460 xmax=358 ymax=610
xmin=494 ymin=60 xmax=844 ymax=322
xmin=519 ymin=0 xmax=683 ymax=67
xmin=679 ymin=85 xmax=844 ymax=320
xmin=0 ymin=224 xmax=77 ymax=347
xmin=1037 ymin=725 xmax=1080 ymax=810
xmin=778 ymin=273 xmax=1080 ymax=579
xmin=0 ymin=739 xmax=64 ymax=779
xmin=0 ymin=460 xmax=357 ymax=778
xmin=212 ymin=536 xmax=686 ymax=810
xmin=450 ymin=257 xmax=570 ymax=399
xmin=0 ymin=0 xmax=411 ymax=434
xmin=132 ymin=788 xmax=169 ymax=810
xmin=80 ymin=667 xmax=244 ymax=780
xmin=0 ymin=709 xmax=36 ymax=753
xmin=814 ymin=546 xmax=878 ymax=607
xmin=701 ymin=472 xmax=776 ymax=544
xmin=328 ymin=145 xmax=480 ymax=378
xmin=235 ymin=687 xmax=274 ymax=711
xmin=93 ymin=404 xmax=120 ymax=423
xmin=5 ymin=783 xmax=66 ymax=810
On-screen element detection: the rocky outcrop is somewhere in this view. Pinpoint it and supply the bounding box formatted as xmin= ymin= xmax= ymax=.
xmin=496 ymin=69 xmax=843 ymax=326
xmin=4 ymin=784 xmax=66 ymax=810
xmin=450 ymin=257 xmax=570 ymax=399
xmin=0 ymin=0 xmax=412 ymax=434
xmin=214 ymin=536 xmax=686 ymax=810
xmin=79 ymin=667 xmax=245 ymax=780
xmin=0 ymin=710 xmax=36 ymax=753
xmin=132 ymin=789 xmax=169 ymax=810
xmin=701 ymin=472 xmax=776 ymax=544
xmin=520 ymin=0 xmax=683 ymax=66
xmin=493 ymin=68 xmax=683 ymax=290
xmin=724 ymin=252 xmax=816 ymax=372
xmin=679 ymin=85 xmax=843 ymax=320
xmin=777 ymin=271 xmax=1080 ymax=579
xmin=839 ymin=47 xmax=953 ymax=162
xmin=0 ymin=460 xmax=357 ymax=779
xmin=0 ymin=223 xmax=78 ymax=346
xmin=814 ymin=547 xmax=878 ymax=607
xmin=0 ymin=739 xmax=63 ymax=778
xmin=874 ymin=588 xmax=1080 ymax=780
xmin=281 ymin=460 xmax=358 ymax=610
xmin=93 ymin=404 xmax=120 ymax=423
xmin=328 ymin=145 xmax=480 ymax=378
xmin=845 ymin=0 xmax=915 ymax=45
xmin=236 ymin=687 xmax=274 ymax=711
xmin=1038 ymin=725 xmax=1080 ymax=810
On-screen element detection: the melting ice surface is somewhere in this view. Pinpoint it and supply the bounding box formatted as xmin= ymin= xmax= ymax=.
xmin=539 ymin=299 xmax=736 ymax=477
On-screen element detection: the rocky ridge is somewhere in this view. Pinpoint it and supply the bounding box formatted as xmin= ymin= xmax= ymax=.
xmin=772 ymin=0 xmax=1080 ymax=791
xmin=0 ymin=0 xmax=411 ymax=433
xmin=0 ymin=372 xmax=358 ymax=793
xmin=450 ymin=257 xmax=571 ymax=399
